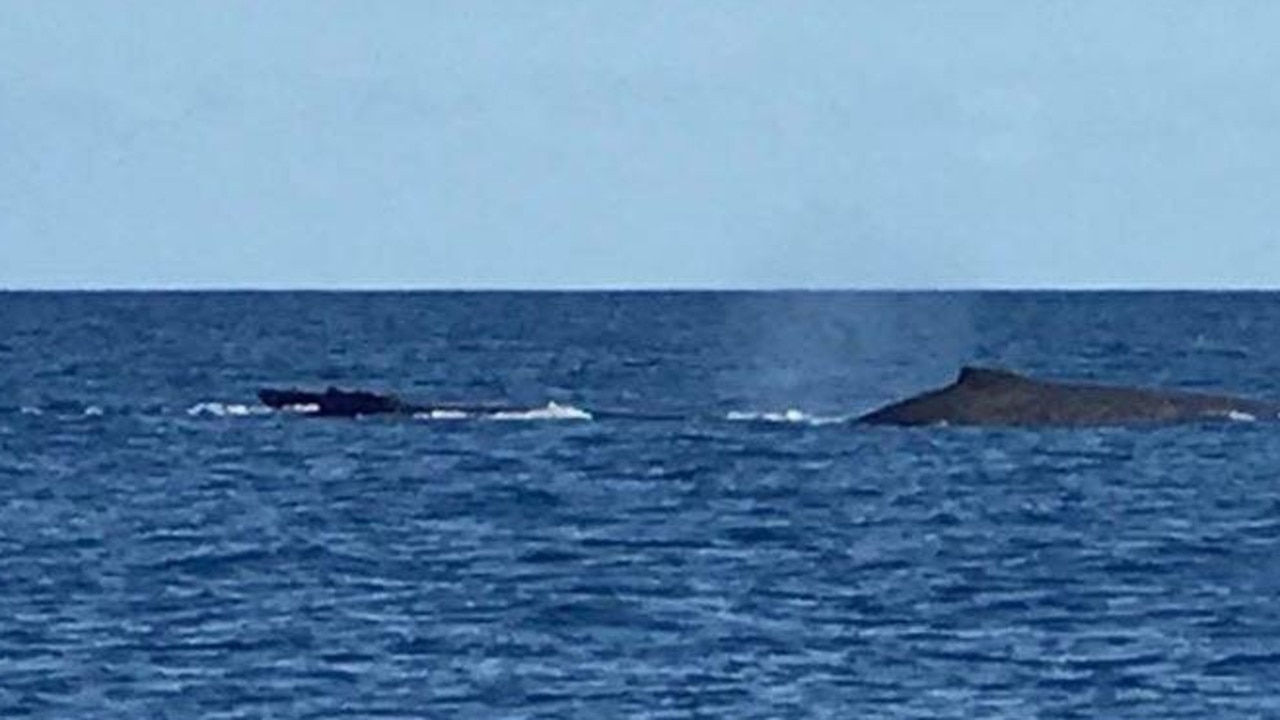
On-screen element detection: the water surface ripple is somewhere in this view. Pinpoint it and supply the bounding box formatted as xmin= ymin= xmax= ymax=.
xmin=3 ymin=292 xmax=1280 ymax=718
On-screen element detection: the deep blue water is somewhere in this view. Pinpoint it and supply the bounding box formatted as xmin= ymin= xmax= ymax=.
xmin=4 ymin=291 xmax=1280 ymax=718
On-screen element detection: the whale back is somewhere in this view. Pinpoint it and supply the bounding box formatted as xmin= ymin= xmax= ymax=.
xmin=859 ymin=366 xmax=1278 ymax=426
xmin=258 ymin=387 xmax=404 ymax=416
xmin=954 ymin=366 xmax=1031 ymax=390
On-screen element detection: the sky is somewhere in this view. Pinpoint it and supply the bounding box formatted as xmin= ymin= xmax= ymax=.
xmin=2 ymin=1 xmax=1278 ymax=289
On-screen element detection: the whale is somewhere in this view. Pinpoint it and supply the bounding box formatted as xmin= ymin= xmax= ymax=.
xmin=857 ymin=366 xmax=1280 ymax=427
xmin=256 ymin=386 xmax=543 ymax=418
xmin=261 ymin=367 xmax=1277 ymax=426
xmin=258 ymin=387 xmax=409 ymax=416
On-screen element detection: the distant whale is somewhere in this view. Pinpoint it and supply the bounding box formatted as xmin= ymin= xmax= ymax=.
xmin=858 ymin=366 xmax=1280 ymax=427
xmin=256 ymin=386 xmax=572 ymax=418
xmin=258 ymin=387 xmax=409 ymax=417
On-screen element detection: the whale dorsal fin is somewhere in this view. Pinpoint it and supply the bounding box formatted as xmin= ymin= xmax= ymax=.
xmin=956 ymin=366 xmax=1029 ymax=389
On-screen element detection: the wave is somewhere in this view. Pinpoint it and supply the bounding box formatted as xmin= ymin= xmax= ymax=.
xmin=186 ymin=402 xmax=274 ymax=418
xmin=412 ymin=409 xmax=472 ymax=420
xmin=279 ymin=403 xmax=320 ymax=414
xmin=183 ymin=400 xmax=592 ymax=421
xmin=725 ymin=409 xmax=851 ymax=426
xmin=414 ymin=402 xmax=593 ymax=421
xmin=12 ymin=404 xmax=103 ymax=417
xmin=492 ymin=402 xmax=593 ymax=421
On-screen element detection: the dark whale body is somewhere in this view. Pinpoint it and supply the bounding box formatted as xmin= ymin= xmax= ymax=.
xmin=858 ymin=366 xmax=1280 ymax=427
xmin=261 ymin=368 xmax=1277 ymax=426
xmin=258 ymin=387 xmax=409 ymax=416
xmin=257 ymin=387 xmax=532 ymax=418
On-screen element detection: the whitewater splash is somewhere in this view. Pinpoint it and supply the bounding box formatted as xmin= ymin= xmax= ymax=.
xmin=15 ymin=405 xmax=103 ymax=417
xmin=187 ymin=402 xmax=274 ymax=418
xmin=492 ymin=402 xmax=593 ymax=421
xmin=412 ymin=409 xmax=471 ymax=420
xmin=414 ymin=402 xmax=593 ymax=421
xmin=187 ymin=400 xmax=592 ymax=421
xmin=725 ymin=409 xmax=850 ymax=426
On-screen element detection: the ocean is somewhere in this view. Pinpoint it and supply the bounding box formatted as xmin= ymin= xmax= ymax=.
xmin=3 ymin=291 xmax=1280 ymax=718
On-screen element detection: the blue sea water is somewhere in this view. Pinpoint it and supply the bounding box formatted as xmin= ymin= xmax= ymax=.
xmin=4 ymin=291 xmax=1280 ymax=719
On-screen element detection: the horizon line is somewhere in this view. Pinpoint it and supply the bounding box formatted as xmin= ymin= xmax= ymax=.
xmin=5 ymin=284 xmax=1280 ymax=293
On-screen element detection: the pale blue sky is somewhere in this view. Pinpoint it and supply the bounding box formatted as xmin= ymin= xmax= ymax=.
xmin=2 ymin=1 xmax=1278 ymax=289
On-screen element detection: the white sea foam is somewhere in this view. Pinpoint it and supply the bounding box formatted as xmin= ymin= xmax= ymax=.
xmin=83 ymin=406 xmax=104 ymax=417
xmin=415 ymin=403 xmax=591 ymax=421
xmin=187 ymin=402 xmax=270 ymax=417
xmin=1227 ymin=410 xmax=1257 ymax=423
xmin=19 ymin=406 xmax=42 ymax=416
xmin=725 ymin=409 xmax=849 ymax=426
xmin=185 ymin=400 xmax=591 ymax=421
xmin=491 ymin=402 xmax=593 ymax=421
xmin=413 ymin=409 xmax=472 ymax=420
xmin=281 ymin=403 xmax=320 ymax=414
